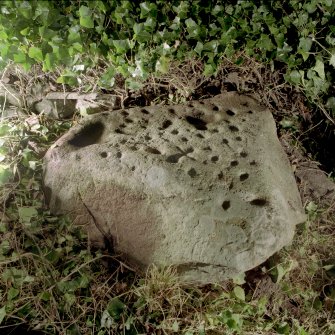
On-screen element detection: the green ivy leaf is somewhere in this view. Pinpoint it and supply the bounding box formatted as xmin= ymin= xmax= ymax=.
xmin=144 ymin=17 xmax=156 ymax=33
xmin=13 ymin=51 xmax=26 ymax=64
xmin=125 ymin=78 xmax=144 ymax=90
xmin=18 ymin=1 xmax=32 ymax=19
xmin=0 ymin=30 xmax=8 ymax=40
xmin=173 ymin=2 xmax=189 ymax=19
xmin=140 ymin=2 xmax=157 ymax=19
xmin=185 ymin=18 xmax=200 ymax=38
xmin=233 ymin=286 xmax=245 ymax=301
xmin=257 ymin=34 xmax=275 ymax=51
xmin=28 ymin=46 xmax=43 ymax=62
xmin=326 ymin=96 xmax=335 ymax=111
xmin=313 ymin=59 xmax=325 ymax=80
xmin=203 ymin=40 xmax=219 ymax=53
xmin=329 ymin=53 xmax=335 ymax=68
xmin=107 ymin=298 xmax=125 ymax=320
xmin=7 ymin=287 xmax=20 ymax=301
xmin=299 ymin=37 xmax=313 ymax=52
xmin=113 ymin=39 xmax=130 ymax=53
xmin=43 ymin=53 xmax=56 ymax=71
xmin=133 ymin=23 xmax=151 ymax=42
xmin=18 ymin=206 xmax=38 ymax=225
xmin=64 ymin=293 xmax=76 ymax=307
xmin=288 ymin=70 xmax=302 ymax=84
xmin=39 ymin=291 xmax=51 ymax=302
xmin=155 ymin=56 xmax=170 ymax=73
xmin=56 ymin=71 xmax=78 ymax=86
xmin=203 ymin=63 xmax=216 ymax=76
xmin=39 ymin=26 xmax=56 ymax=40
xmin=0 ymin=306 xmax=6 ymax=325
xmin=0 ymin=166 xmax=13 ymax=185
xmin=68 ymin=26 xmax=81 ymax=43
xmin=79 ymin=6 xmax=94 ymax=29
xmin=100 ymin=67 xmax=116 ymax=88
xmin=20 ymin=27 xmax=30 ymax=36
xmin=194 ymin=41 xmax=203 ymax=55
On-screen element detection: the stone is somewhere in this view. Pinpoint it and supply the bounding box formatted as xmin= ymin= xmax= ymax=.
xmin=33 ymin=92 xmax=120 ymax=119
xmin=43 ymin=92 xmax=306 ymax=284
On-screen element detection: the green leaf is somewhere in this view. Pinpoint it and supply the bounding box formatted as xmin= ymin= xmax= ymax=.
xmin=18 ymin=1 xmax=32 ymax=19
xmin=46 ymin=249 xmax=61 ymax=264
xmin=185 ymin=18 xmax=201 ymax=39
xmin=203 ymin=40 xmax=219 ymax=53
xmin=185 ymin=18 xmax=197 ymax=29
xmin=2 ymin=268 xmax=34 ymax=286
xmin=329 ymin=54 xmax=335 ymax=68
xmin=233 ymin=272 xmax=246 ymax=285
xmin=172 ymin=320 xmax=179 ymax=332
xmin=39 ymin=291 xmax=51 ymax=302
xmin=0 ymin=165 xmax=12 ymax=185
xmin=0 ymin=306 xmax=6 ymax=325
xmin=194 ymin=41 xmax=203 ymax=55
xmin=136 ymin=31 xmax=151 ymax=43
xmin=107 ymin=298 xmax=125 ymax=320
xmin=288 ymin=70 xmax=302 ymax=84
xmin=39 ymin=26 xmax=56 ymax=40
xmin=68 ymin=26 xmax=81 ymax=43
xmin=144 ymin=17 xmax=156 ymax=32
xmin=326 ymin=97 xmax=335 ymax=111
xmin=0 ymin=30 xmax=8 ymax=40
xmin=113 ymin=39 xmax=130 ymax=53
xmin=125 ymin=78 xmax=144 ymax=90
xmin=299 ymin=50 xmax=310 ymax=62
xmin=0 ymin=240 xmax=10 ymax=255
xmin=20 ymin=27 xmax=30 ymax=36
xmin=28 ymin=46 xmax=43 ymax=62
xmin=257 ymin=34 xmax=275 ymax=51
xmin=299 ymin=37 xmax=313 ymax=52
xmin=173 ymin=2 xmax=189 ymax=19
xmin=277 ymin=321 xmax=290 ymax=334
xmin=64 ymin=293 xmax=76 ymax=307
xmin=79 ymin=6 xmax=94 ymax=28
xmin=140 ymin=2 xmax=157 ymax=19
xmin=56 ymin=71 xmax=78 ymax=86
xmin=100 ymin=67 xmax=116 ymax=88
xmin=0 ymin=124 xmax=11 ymax=136
xmin=203 ymin=63 xmax=216 ymax=76
xmin=155 ymin=56 xmax=170 ymax=73
xmin=13 ymin=51 xmax=26 ymax=64
xmin=7 ymin=287 xmax=20 ymax=301
xmin=313 ymin=59 xmax=325 ymax=80
xmin=233 ymin=286 xmax=245 ymax=301
xmin=43 ymin=53 xmax=56 ymax=71
xmin=18 ymin=206 xmax=38 ymax=225
xmin=280 ymin=119 xmax=295 ymax=129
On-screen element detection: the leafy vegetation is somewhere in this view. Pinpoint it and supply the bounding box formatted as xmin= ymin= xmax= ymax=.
xmin=0 ymin=1 xmax=335 ymax=334
xmin=0 ymin=0 xmax=334 ymax=116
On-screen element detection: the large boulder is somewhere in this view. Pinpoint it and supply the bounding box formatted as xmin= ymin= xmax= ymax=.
xmin=43 ymin=92 xmax=305 ymax=284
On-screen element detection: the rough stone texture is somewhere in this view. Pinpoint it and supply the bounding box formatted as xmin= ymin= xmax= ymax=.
xmin=43 ymin=92 xmax=306 ymax=284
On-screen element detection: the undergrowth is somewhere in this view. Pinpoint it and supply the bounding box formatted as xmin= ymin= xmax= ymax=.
xmin=0 ymin=63 xmax=334 ymax=334
xmin=0 ymin=0 xmax=334 ymax=120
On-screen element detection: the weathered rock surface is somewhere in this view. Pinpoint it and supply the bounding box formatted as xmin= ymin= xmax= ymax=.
xmin=43 ymin=92 xmax=306 ymax=283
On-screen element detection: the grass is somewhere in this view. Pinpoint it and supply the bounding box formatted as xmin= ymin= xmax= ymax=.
xmin=0 ymin=60 xmax=334 ymax=335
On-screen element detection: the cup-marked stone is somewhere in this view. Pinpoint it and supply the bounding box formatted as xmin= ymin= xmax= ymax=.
xmin=43 ymin=92 xmax=306 ymax=283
